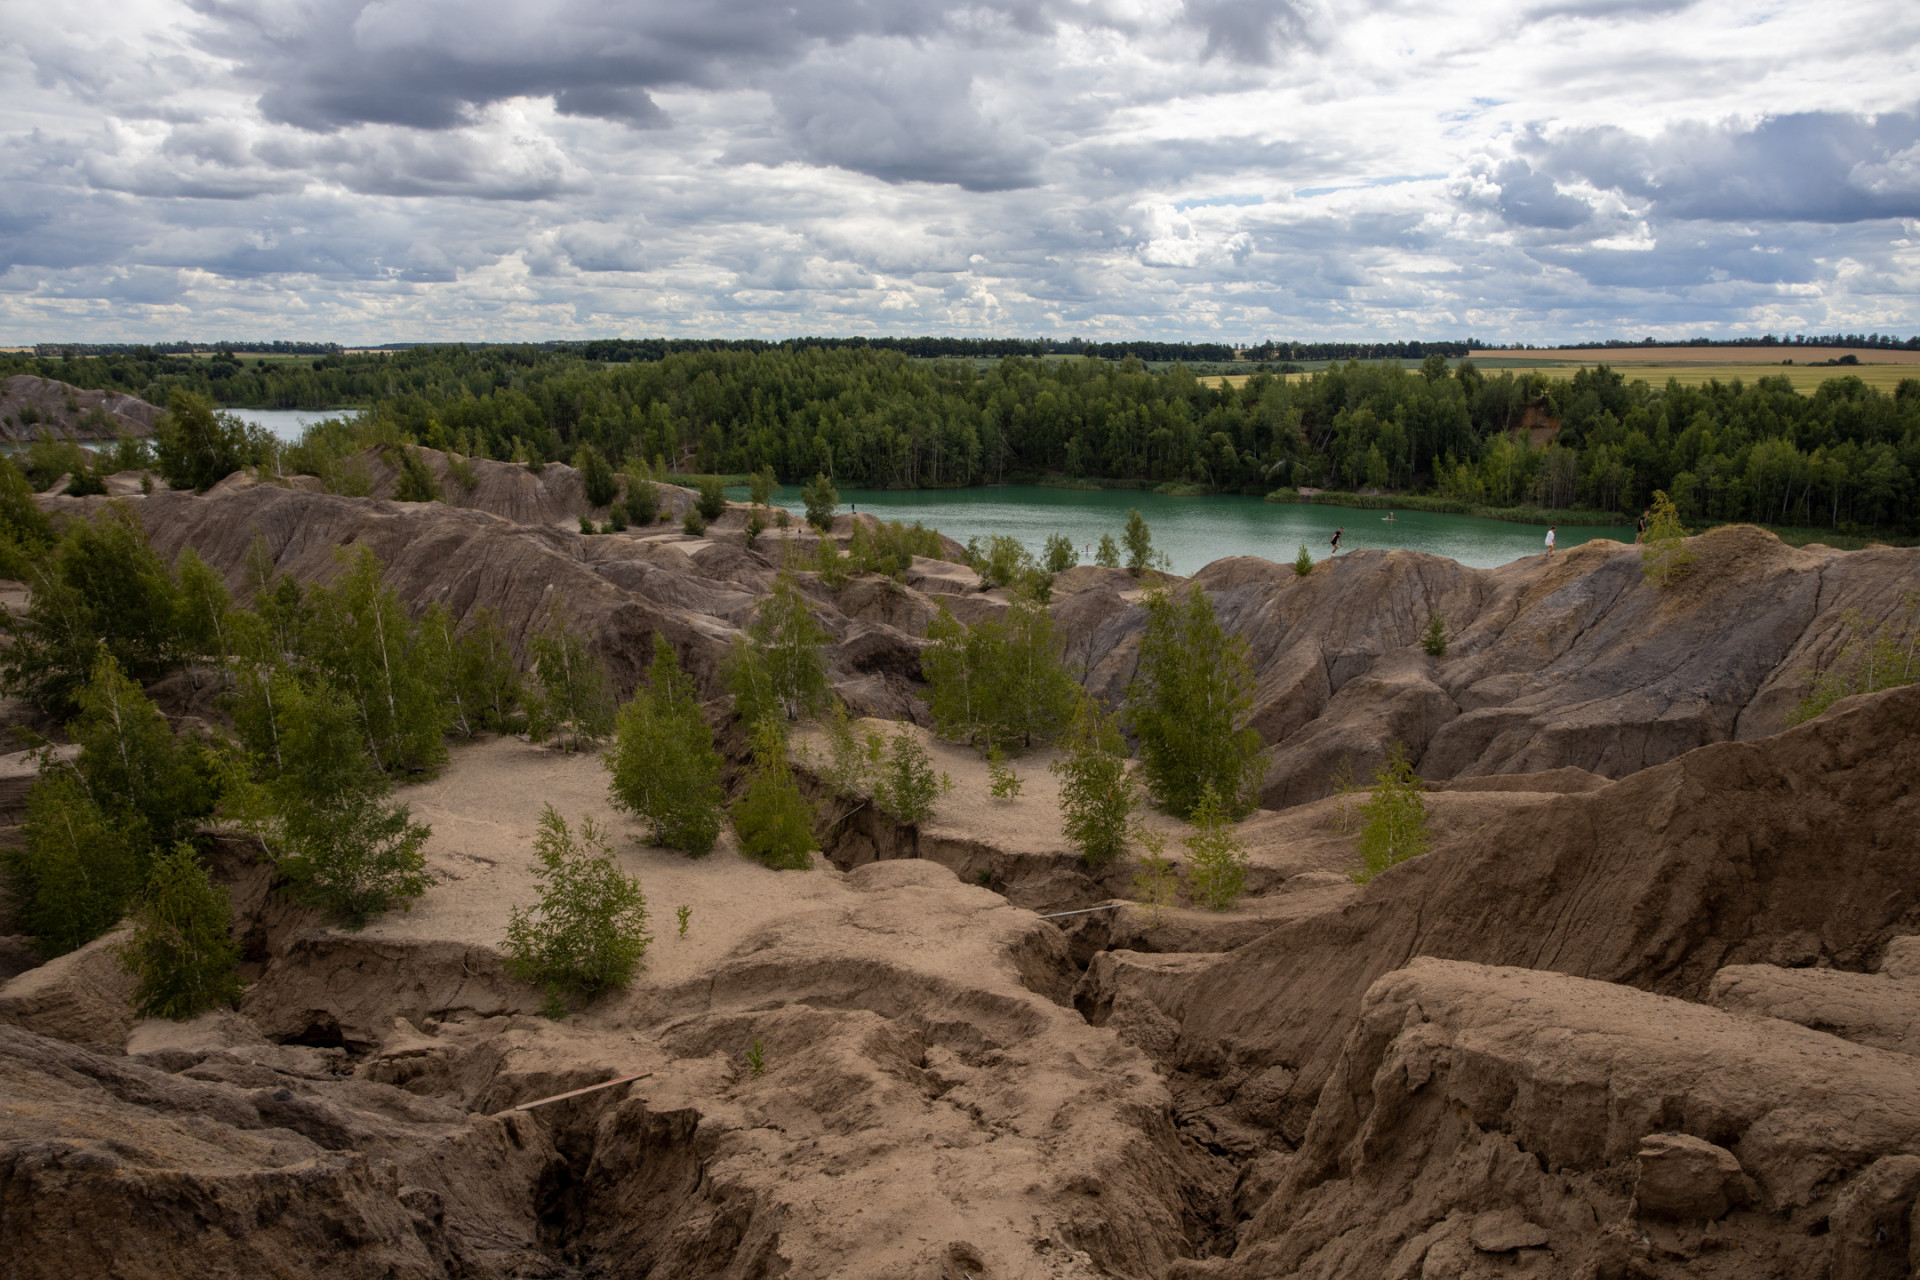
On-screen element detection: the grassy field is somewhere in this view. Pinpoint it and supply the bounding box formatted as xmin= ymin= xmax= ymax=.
xmin=1206 ymin=357 xmax=1919 ymax=394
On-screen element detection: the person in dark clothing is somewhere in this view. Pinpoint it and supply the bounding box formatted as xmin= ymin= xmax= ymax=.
xmin=1329 ymin=527 xmax=1344 ymax=555
xmin=1636 ymin=509 xmax=1649 ymax=543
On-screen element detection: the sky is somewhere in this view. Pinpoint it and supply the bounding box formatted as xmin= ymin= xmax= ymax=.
xmin=2 ymin=0 xmax=1917 ymax=345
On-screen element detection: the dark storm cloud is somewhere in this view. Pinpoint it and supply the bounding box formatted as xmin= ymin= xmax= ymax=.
xmin=1528 ymin=110 xmax=1920 ymax=223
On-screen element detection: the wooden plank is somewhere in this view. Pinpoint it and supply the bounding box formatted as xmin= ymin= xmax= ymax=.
xmin=499 ymin=1071 xmax=652 ymax=1114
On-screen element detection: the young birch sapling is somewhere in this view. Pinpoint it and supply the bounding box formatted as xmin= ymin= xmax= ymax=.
xmin=504 ymin=805 xmax=651 ymax=1011
xmin=1350 ymin=743 xmax=1432 ymax=884
xmin=606 ymin=634 xmax=725 ymax=856
xmin=1050 ymin=697 xmax=1138 ymax=866
xmin=118 ymin=842 xmax=243 ymax=1020
xmin=731 ymin=718 xmax=817 ymax=870
xmin=1182 ymin=786 xmax=1249 ymax=911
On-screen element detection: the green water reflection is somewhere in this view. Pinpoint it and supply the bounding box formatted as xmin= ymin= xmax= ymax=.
xmin=739 ymin=484 xmax=1624 ymax=574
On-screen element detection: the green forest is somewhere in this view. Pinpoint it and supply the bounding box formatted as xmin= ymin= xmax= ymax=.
xmin=7 ymin=343 xmax=1917 ymax=534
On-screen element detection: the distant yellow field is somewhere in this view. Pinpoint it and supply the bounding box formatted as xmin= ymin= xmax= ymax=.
xmin=1205 ymin=360 xmax=1917 ymax=394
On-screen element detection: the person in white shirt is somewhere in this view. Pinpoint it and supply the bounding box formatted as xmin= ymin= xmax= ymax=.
xmin=1545 ymin=526 xmax=1556 ymax=555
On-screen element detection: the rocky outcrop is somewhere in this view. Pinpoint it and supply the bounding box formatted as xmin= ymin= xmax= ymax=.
xmin=0 ymin=375 xmax=162 ymax=442
xmin=1175 ymin=958 xmax=1920 ymax=1280
xmin=1109 ymin=681 xmax=1920 ymax=1145
xmin=1068 ymin=527 xmax=1920 ymax=807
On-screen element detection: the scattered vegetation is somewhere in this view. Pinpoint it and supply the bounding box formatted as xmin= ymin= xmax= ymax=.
xmin=731 ymin=719 xmax=817 ymax=870
xmin=1129 ymin=825 xmax=1178 ymax=928
xmin=801 ymin=472 xmax=838 ymax=531
xmin=923 ymin=594 xmax=1077 ymax=752
xmin=725 ymin=570 xmax=830 ymax=724
xmin=1182 ymin=786 xmax=1250 ymax=910
xmin=1043 ymin=533 xmax=1077 ymax=573
xmin=505 ymin=805 xmax=652 ymax=1009
xmin=1422 ymin=614 xmax=1449 ymax=656
xmin=986 ymin=744 xmax=1023 ymax=799
xmin=1050 ymin=697 xmax=1138 ymax=866
xmin=1639 ymin=489 xmax=1695 ymax=588
xmin=1349 ymin=743 xmax=1433 ymax=884
xmin=1127 ymin=582 xmax=1265 ymax=819
xmin=746 ymin=1037 xmax=766 ymax=1077
xmin=117 ymin=842 xmax=243 ymax=1020
xmin=872 ymin=727 xmax=950 ymax=825
xmin=676 ymin=904 xmax=690 ymax=938
xmin=1788 ymin=591 xmax=1920 ymax=725
xmin=606 ymin=635 xmax=725 ymax=855
xmin=529 ymin=599 xmax=615 ymax=751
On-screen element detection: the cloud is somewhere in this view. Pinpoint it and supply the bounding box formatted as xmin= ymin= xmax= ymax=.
xmin=0 ymin=0 xmax=1913 ymax=342
xmin=1527 ymin=110 xmax=1920 ymax=223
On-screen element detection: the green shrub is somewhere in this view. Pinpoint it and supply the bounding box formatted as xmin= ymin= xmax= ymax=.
xmin=731 ymin=719 xmax=816 ymax=870
xmin=1350 ymin=743 xmax=1432 ymax=884
xmin=964 ymin=534 xmax=1036 ymax=589
xmin=446 ymin=453 xmax=478 ymax=490
xmin=816 ymin=700 xmax=884 ymax=799
xmin=696 ymin=477 xmax=728 ymax=521
xmin=1127 ymin=582 xmax=1265 ymax=818
xmin=1183 ymin=786 xmax=1249 ymax=910
xmin=873 ymin=728 xmax=949 ymax=825
xmin=801 ymin=472 xmax=838 ymax=531
xmin=1050 ymin=697 xmax=1138 ymax=866
xmin=1043 ymin=533 xmax=1078 ymax=574
xmin=1095 ymin=533 xmax=1121 ymax=569
xmin=529 ymin=599 xmax=615 ymax=750
xmin=623 ymin=466 xmax=659 ymax=524
xmin=10 ymin=770 xmax=143 ymax=957
xmin=576 ymin=445 xmax=619 ymax=507
xmin=1788 ymin=591 xmax=1920 ymax=725
xmin=922 ymin=597 xmax=1076 ymax=752
xmin=301 ymin=546 xmax=451 ymax=774
xmin=447 ymin=605 xmax=528 ymax=734
xmin=723 ymin=570 xmax=829 ymax=723
xmin=606 ymin=502 xmax=629 ymax=533
xmin=1129 ymin=825 xmax=1178 ymax=927
xmin=1422 ymin=614 xmax=1448 ymax=656
xmin=749 ymin=465 xmax=777 ymax=507
xmin=67 ymin=650 xmax=219 ymax=851
xmin=505 ymin=805 xmax=651 ymax=1006
xmin=1292 ymin=544 xmax=1313 ymax=577
xmin=606 ymin=635 xmax=725 ymax=855
xmin=986 ymin=744 xmax=1023 ymax=799
xmin=392 ymin=447 xmax=439 ymax=502
xmin=262 ymin=675 xmax=432 ymax=927
xmin=744 ymin=509 xmax=765 ymax=548
xmin=154 ymin=390 xmax=271 ymax=492
xmin=3 ymin=503 xmax=184 ymax=717
xmin=682 ymin=506 xmax=706 ymax=536
xmin=118 ymin=843 xmax=243 ymax=1020
xmin=581 ymin=514 xmax=598 ymax=535
xmin=1640 ymin=490 xmax=1695 ymax=588
xmin=811 ymin=533 xmax=849 ymax=587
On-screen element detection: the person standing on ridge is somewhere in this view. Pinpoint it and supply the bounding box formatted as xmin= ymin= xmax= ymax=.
xmin=1636 ymin=509 xmax=1649 ymax=543
xmin=1330 ymin=527 xmax=1344 ymax=556
xmin=1545 ymin=526 xmax=1556 ymax=555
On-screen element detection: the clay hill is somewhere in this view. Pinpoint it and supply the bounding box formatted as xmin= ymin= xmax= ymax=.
xmin=0 ymin=374 xmax=163 ymax=443
xmin=3 ymin=452 xmax=1919 ymax=1279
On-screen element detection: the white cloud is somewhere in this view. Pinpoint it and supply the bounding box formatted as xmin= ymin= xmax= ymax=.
xmin=0 ymin=0 xmax=1915 ymax=342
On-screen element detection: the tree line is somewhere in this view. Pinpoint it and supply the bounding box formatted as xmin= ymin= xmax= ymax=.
xmin=12 ymin=342 xmax=1919 ymax=533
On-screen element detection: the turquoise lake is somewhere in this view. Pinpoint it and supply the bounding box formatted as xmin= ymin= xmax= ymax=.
xmin=745 ymin=485 xmax=1625 ymax=574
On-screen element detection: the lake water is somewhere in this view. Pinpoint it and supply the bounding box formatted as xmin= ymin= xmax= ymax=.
xmin=744 ymin=484 xmax=1624 ymax=573
xmin=228 ymin=407 xmax=361 ymax=441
